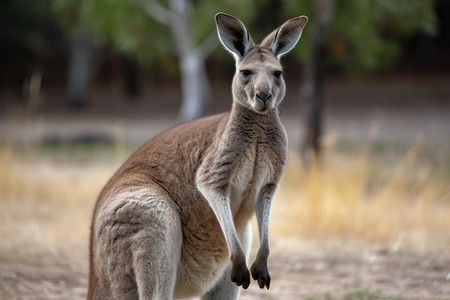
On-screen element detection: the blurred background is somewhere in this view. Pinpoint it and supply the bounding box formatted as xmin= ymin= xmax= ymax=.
xmin=1 ymin=0 xmax=449 ymax=299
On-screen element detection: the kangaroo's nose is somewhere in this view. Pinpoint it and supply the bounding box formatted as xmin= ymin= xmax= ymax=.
xmin=256 ymin=92 xmax=273 ymax=102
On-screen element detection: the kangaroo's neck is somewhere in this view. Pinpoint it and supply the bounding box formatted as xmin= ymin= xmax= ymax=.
xmin=227 ymin=101 xmax=281 ymax=135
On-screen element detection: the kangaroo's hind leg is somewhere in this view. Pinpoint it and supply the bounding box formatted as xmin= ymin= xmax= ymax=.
xmin=131 ymin=189 xmax=183 ymax=299
xmin=94 ymin=186 xmax=182 ymax=300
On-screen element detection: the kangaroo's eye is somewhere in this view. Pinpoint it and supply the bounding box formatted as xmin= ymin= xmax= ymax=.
xmin=273 ymin=71 xmax=282 ymax=78
xmin=241 ymin=70 xmax=252 ymax=78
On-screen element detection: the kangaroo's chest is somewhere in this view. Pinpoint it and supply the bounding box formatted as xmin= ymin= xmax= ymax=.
xmin=229 ymin=141 xmax=277 ymax=215
xmin=230 ymin=145 xmax=257 ymax=195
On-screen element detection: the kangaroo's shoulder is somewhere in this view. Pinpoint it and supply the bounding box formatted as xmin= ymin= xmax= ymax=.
xmin=97 ymin=113 xmax=229 ymax=200
xmin=149 ymin=112 xmax=229 ymax=145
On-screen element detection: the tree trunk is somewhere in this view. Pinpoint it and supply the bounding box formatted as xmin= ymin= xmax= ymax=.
xmin=123 ymin=56 xmax=140 ymax=100
xmin=301 ymin=0 xmax=335 ymax=166
xmin=178 ymin=51 xmax=210 ymax=122
xmin=144 ymin=0 xmax=214 ymax=122
xmin=301 ymin=46 xmax=324 ymax=163
xmin=68 ymin=30 xmax=93 ymax=108
xmin=169 ymin=0 xmax=210 ymax=122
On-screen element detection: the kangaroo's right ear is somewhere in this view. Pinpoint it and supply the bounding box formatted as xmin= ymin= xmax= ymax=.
xmin=215 ymin=13 xmax=253 ymax=61
xmin=261 ymin=16 xmax=308 ymax=60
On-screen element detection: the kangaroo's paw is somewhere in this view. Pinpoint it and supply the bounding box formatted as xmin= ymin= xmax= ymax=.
xmin=250 ymin=258 xmax=271 ymax=289
xmin=230 ymin=260 xmax=251 ymax=289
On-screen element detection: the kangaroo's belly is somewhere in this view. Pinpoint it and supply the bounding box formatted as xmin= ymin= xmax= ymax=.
xmin=173 ymin=205 xmax=251 ymax=298
xmin=174 ymin=254 xmax=229 ymax=298
xmin=173 ymin=225 xmax=230 ymax=298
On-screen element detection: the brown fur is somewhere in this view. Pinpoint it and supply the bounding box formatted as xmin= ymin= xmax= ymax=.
xmin=88 ymin=12 xmax=307 ymax=299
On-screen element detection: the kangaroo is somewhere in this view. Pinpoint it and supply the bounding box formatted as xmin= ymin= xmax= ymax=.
xmin=88 ymin=12 xmax=307 ymax=300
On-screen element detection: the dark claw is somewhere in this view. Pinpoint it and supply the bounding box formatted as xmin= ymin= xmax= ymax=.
xmin=242 ymin=280 xmax=250 ymax=289
xmin=258 ymin=274 xmax=270 ymax=289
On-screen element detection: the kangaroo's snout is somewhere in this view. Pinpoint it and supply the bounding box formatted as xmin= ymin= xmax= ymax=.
xmin=255 ymin=92 xmax=273 ymax=113
xmin=256 ymin=92 xmax=272 ymax=102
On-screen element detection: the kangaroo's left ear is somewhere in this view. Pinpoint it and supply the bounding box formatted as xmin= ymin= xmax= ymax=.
xmin=261 ymin=16 xmax=308 ymax=59
xmin=215 ymin=12 xmax=254 ymax=61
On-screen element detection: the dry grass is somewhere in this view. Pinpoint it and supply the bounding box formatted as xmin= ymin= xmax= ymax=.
xmin=272 ymin=140 xmax=450 ymax=254
xmin=1 ymin=133 xmax=449 ymax=265
xmin=0 ymin=142 xmax=119 ymax=264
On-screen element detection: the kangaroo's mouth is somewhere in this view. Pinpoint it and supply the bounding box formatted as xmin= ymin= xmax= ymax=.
xmin=253 ymin=98 xmax=272 ymax=114
xmin=257 ymin=107 xmax=270 ymax=114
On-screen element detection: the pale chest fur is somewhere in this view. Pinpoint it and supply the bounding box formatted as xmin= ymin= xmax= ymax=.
xmin=229 ymin=143 xmax=277 ymax=216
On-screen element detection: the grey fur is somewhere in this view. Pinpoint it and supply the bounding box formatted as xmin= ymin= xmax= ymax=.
xmin=88 ymin=12 xmax=307 ymax=300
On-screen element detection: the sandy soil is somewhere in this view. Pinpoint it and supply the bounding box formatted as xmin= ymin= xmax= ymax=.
xmin=1 ymin=245 xmax=450 ymax=300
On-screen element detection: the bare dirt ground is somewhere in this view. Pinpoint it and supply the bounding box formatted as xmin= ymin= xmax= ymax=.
xmin=1 ymin=243 xmax=450 ymax=299
xmin=243 ymin=246 xmax=450 ymax=299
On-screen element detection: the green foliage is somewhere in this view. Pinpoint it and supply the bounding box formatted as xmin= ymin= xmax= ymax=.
xmin=284 ymin=0 xmax=437 ymax=74
xmin=50 ymin=0 xmax=437 ymax=75
xmin=51 ymin=0 xmax=257 ymax=68
xmin=191 ymin=0 xmax=256 ymax=47
xmin=52 ymin=0 xmax=168 ymax=65
xmin=51 ymin=0 xmax=83 ymax=34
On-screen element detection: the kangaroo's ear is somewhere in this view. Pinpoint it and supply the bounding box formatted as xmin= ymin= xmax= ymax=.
xmin=215 ymin=13 xmax=253 ymax=61
xmin=262 ymin=16 xmax=308 ymax=59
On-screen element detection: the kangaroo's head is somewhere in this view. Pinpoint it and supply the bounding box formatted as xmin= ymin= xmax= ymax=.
xmin=216 ymin=13 xmax=307 ymax=114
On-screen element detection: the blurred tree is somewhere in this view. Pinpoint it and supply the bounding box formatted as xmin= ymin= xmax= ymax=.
xmin=53 ymin=0 xmax=255 ymax=121
xmin=141 ymin=0 xmax=217 ymax=121
xmin=283 ymin=0 xmax=437 ymax=165
xmin=52 ymin=0 xmax=95 ymax=107
xmin=67 ymin=29 xmax=94 ymax=108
